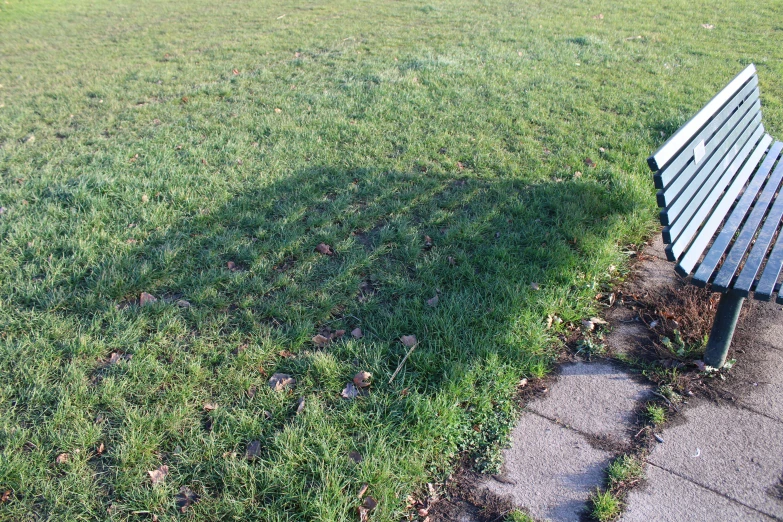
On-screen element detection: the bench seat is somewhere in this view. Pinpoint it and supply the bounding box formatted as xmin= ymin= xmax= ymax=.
xmin=647 ymin=64 xmax=783 ymax=367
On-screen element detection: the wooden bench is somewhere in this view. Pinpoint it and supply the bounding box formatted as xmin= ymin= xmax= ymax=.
xmin=647 ymin=64 xmax=783 ymax=368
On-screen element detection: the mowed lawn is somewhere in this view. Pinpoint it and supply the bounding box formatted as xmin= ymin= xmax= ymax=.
xmin=1 ymin=0 xmax=781 ymax=520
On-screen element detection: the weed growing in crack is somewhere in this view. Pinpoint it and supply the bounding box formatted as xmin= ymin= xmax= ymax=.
xmin=646 ymin=403 xmax=666 ymax=426
xmin=607 ymin=455 xmax=644 ymax=490
xmin=589 ymin=488 xmax=621 ymax=521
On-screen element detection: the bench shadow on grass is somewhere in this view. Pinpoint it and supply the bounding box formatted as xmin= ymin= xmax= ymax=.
xmin=48 ymin=165 xmax=642 ymax=517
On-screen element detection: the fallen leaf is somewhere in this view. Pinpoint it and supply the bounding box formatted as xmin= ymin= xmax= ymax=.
xmin=331 ymin=329 xmax=346 ymax=340
xmin=106 ymin=351 xmax=132 ymax=365
xmin=247 ymin=385 xmax=257 ymax=398
xmin=279 ymin=350 xmax=295 ymax=358
xmin=447 ymin=256 xmax=456 ymax=266
xmin=599 ymin=147 xmax=606 ymax=153
xmin=274 ymin=108 xmax=282 ymax=113
xmin=349 ymin=450 xmax=363 ymax=463
xmin=141 ymin=194 xmax=149 ymax=203
xmin=589 ymin=317 xmax=608 ymax=325
xmin=96 ymin=443 xmax=105 ymax=455
xmin=181 ymin=96 xmax=188 ymax=104
xmin=316 ymin=243 xmax=334 ymax=255
xmin=353 ymin=371 xmax=372 ymax=388
xmin=232 ymin=68 xmax=240 ymax=75
xmin=694 ymin=360 xmax=707 ymax=372
xmin=593 ymin=13 xmax=604 ymax=19
xmin=358 ymin=483 xmax=369 ymax=498
xmin=296 ymin=397 xmax=305 ymax=414
xmin=227 ymin=261 xmax=236 ymax=270
xmin=423 ymin=235 xmax=433 ymax=249
xmin=701 ymin=23 xmax=714 ymax=29
xmin=294 ymin=52 xmax=301 ymax=58
xmin=246 ymin=440 xmax=262 ymax=460
xmin=341 ymin=382 xmax=359 ymax=399
xmin=519 ymin=378 xmax=528 ymax=387
xmin=1 ymin=490 xmax=10 ymax=503
xmin=457 ymin=161 xmax=465 ymax=170
xmin=546 ymin=315 xmax=553 ymax=329
xmin=358 ymin=506 xmax=369 ymax=522
xmin=584 ymin=157 xmax=596 ymax=168
xmin=55 ymin=453 xmax=69 ymax=465
xmin=268 ymin=373 xmax=296 ymax=391
xmin=418 ymin=508 xmax=429 ymax=517
xmin=203 ymin=402 xmax=218 ymax=412
xmin=148 ymin=465 xmax=169 ymax=485
xmin=140 ymin=292 xmax=157 ymax=306
xmin=400 ymin=335 xmax=418 ymax=348
xmin=351 ymin=327 xmax=364 ymax=339
xmin=362 ymin=496 xmax=377 ymax=510
xmin=175 ymin=486 xmax=200 ymax=512
xmin=312 ymin=334 xmax=330 ymax=347
xmin=201 ymin=158 xmax=207 ymax=165
xmin=426 ymin=295 xmax=439 ymax=307
xmin=177 ymin=299 xmax=191 ymax=308
xmin=573 ymin=171 xmax=582 ymax=178
xmin=530 ymin=282 xmax=540 ymax=291
xmin=581 ymin=319 xmax=595 ymax=331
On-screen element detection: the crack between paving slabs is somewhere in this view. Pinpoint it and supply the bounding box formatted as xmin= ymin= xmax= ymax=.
xmin=645 ymin=462 xmax=783 ymax=521
xmin=524 ymin=409 xmax=631 ymax=453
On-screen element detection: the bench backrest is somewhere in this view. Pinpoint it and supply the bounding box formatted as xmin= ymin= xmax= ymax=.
xmin=647 ymin=64 xmax=772 ymax=276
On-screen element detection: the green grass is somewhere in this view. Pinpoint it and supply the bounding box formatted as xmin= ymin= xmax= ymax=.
xmin=607 ymin=455 xmax=644 ymax=490
xmin=589 ymin=488 xmax=622 ymax=522
xmin=647 ymin=403 xmax=667 ymax=426
xmin=1 ymin=0 xmax=782 ymax=520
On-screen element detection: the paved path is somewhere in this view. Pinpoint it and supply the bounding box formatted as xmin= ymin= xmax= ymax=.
xmin=461 ymin=238 xmax=783 ymax=521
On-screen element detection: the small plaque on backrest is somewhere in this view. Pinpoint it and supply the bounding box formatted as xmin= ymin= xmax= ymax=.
xmin=693 ymin=140 xmax=706 ymax=164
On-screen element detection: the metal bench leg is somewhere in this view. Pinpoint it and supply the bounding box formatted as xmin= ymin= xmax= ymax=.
xmin=703 ymin=292 xmax=744 ymax=368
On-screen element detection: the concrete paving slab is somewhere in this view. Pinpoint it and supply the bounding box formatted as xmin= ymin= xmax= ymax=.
xmin=647 ymin=400 xmax=783 ymax=519
xmin=716 ymin=298 xmax=783 ymax=423
xmin=621 ymin=464 xmax=777 ymax=522
xmin=527 ymin=362 xmax=653 ymax=442
xmin=478 ymin=412 xmax=612 ymax=522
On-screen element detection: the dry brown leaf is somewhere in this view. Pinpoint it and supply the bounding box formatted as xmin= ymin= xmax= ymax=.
xmin=701 ymin=23 xmax=714 ymax=29
xmin=247 ymin=385 xmax=257 ymax=398
xmin=349 ymin=450 xmax=363 ymax=463
xmin=589 ymin=317 xmax=608 ymax=325
xmin=457 ymin=161 xmax=465 ymax=170
xmin=400 ymin=335 xmax=418 ymax=348
xmin=581 ymin=319 xmax=595 ymax=331
xmin=358 ymin=506 xmax=369 ymax=522
xmin=341 ymin=382 xmax=359 ymax=399
xmin=268 ymin=373 xmax=296 ymax=391
xmin=227 ymin=261 xmax=236 ymax=270
xmin=175 ymin=486 xmax=200 ymax=512
xmin=351 ymin=327 xmax=363 ymax=339
xmin=55 ymin=453 xmax=69 ymax=465
xmin=176 ymin=299 xmax=191 ymax=308
xmin=296 ymin=397 xmax=305 ymax=414
xmin=312 ymin=334 xmax=330 ymax=347
xmin=592 ymin=13 xmax=604 ymax=19
xmin=203 ymin=402 xmax=218 ymax=412
xmin=315 ymin=243 xmax=334 ymax=255
xmin=140 ymin=292 xmax=157 ymax=306
xmin=423 ymin=235 xmax=433 ymax=249
xmin=148 ymin=465 xmax=169 ymax=485
xmin=246 ymin=440 xmax=262 ymax=460
xmin=141 ymin=194 xmax=149 ymax=203
xmin=584 ymin=157 xmax=596 ymax=168
xmin=279 ymin=350 xmax=295 ymax=358
xmin=1 ymin=490 xmax=10 ymax=503
xmin=331 ymin=329 xmax=346 ymax=340
xmin=362 ymin=496 xmax=377 ymax=510
xmin=274 ymin=108 xmax=282 ymax=113
xmin=358 ymin=483 xmax=369 ymax=498
xmin=353 ymin=371 xmax=372 ymax=388
xmin=426 ymin=295 xmax=439 ymax=307
xmin=232 ymin=69 xmax=240 ymax=75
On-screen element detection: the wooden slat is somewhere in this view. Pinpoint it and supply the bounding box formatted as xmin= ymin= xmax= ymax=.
xmin=648 ymin=64 xmax=757 ymax=172
xmin=674 ymin=134 xmax=773 ymax=272
xmin=755 ymin=228 xmax=783 ymax=300
xmin=655 ymin=84 xmax=760 ymax=194
xmin=661 ymin=109 xmax=762 ymax=231
xmin=691 ymin=141 xmax=783 ymax=285
xmin=667 ymin=126 xmax=766 ymax=263
xmin=735 ymin=192 xmax=783 ymax=297
xmin=711 ymin=152 xmax=783 ymax=291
